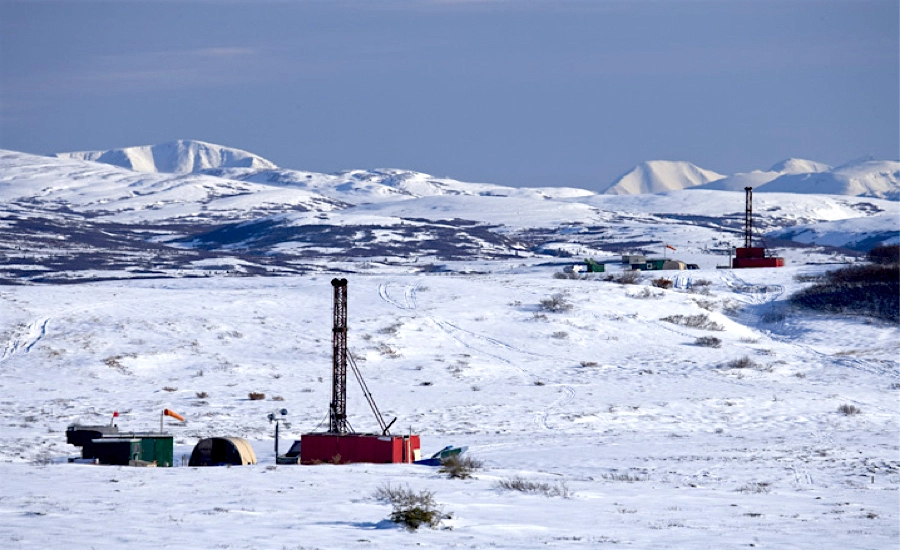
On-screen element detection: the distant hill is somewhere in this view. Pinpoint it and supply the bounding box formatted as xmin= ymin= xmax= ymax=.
xmin=696 ymin=158 xmax=831 ymax=192
xmin=760 ymin=159 xmax=900 ymax=200
xmin=600 ymin=161 xmax=724 ymax=195
xmin=55 ymin=139 xmax=278 ymax=174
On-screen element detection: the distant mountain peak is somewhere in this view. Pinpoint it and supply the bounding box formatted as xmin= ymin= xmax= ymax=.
xmin=600 ymin=160 xmax=724 ymax=195
xmin=55 ymin=140 xmax=278 ymax=174
xmin=767 ymin=158 xmax=831 ymax=174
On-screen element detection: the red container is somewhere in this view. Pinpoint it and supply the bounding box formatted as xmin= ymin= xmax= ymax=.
xmin=732 ymin=247 xmax=784 ymax=268
xmin=300 ymin=433 xmax=421 ymax=464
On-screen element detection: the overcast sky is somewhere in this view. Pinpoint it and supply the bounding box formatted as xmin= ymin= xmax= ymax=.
xmin=0 ymin=0 xmax=897 ymax=189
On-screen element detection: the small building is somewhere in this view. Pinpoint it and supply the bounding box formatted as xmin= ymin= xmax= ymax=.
xmin=82 ymin=434 xmax=174 ymax=466
xmin=300 ymin=433 xmax=421 ymax=465
xmin=82 ymin=438 xmax=142 ymax=466
xmin=583 ymin=258 xmax=605 ymax=272
xmin=631 ymin=259 xmax=686 ymax=271
xmin=67 ymin=424 xmax=174 ymax=466
xmin=189 ymin=437 xmax=258 ymax=466
xmin=622 ymin=254 xmax=646 ymax=265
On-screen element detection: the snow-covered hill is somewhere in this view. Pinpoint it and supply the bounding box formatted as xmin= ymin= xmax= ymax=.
xmin=696 ymin=158 xmax=831 ymax=192
xmin=769 ymin=211 xmax=900 ymax=250
xmin=1 ymin=145 xmax=897 ymax=283
xmin=760 ymin=159 xmax=900 ymax=200
xmin=207 ymin=166 xmax=595 ymax=205
xmin=599 ymin=160 xmax=725 ymax=195
xmin=56 ymin=140 xmax=278 ymax=174
xmin=0 ymin=149 xmax=341 ymax=222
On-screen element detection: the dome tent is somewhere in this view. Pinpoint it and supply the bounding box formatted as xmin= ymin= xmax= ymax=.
xmin=189 ymin=437 xmax=257 ymax=466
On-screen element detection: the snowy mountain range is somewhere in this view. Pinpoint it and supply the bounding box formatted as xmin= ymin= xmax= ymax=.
xmin=57 ymin=140 xmax=900 ymax=200
xmin=1 ymin=141 xmax=897 ymax=283
xmin=56 ymin=140 xmax=277 ymax=174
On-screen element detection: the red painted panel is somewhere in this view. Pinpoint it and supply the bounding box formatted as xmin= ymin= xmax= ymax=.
xmin=300 ymin=433 xmax=420 ymax=464
xmin=735 ymin=247 xmax=767 ymax=259
xmin=733 ymin=257 xmax=784 ymax=268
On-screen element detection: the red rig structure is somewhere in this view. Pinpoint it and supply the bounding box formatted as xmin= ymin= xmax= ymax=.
xmin=732 ymin=187 xmax=785 ymax=269
xmin=300 ymin=278 xmax=421 ymax=465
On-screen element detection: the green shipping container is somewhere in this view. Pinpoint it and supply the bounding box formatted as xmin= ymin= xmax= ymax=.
xmin=138 ymin=435 xmax=174 ymax=467
xmin=83 ymin=438 xmax=142 ymax=466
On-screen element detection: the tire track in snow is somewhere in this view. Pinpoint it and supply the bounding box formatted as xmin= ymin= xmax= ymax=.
xmin=1 ymin=318 xmax=49 ymax=364
xmin=378 ymin=280 xmax=578 ymax=429
xmin=534 ymin=385 xmax=576 ymax=430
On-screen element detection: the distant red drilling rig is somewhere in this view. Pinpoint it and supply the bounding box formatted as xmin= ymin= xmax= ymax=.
xmin=732 ymin=187 xmax=785 ymax=269
xmin=300 ymin=278 xmax=421 ymax=465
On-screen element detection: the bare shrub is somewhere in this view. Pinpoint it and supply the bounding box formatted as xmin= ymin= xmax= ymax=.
xmin=726 ymin=356 xmax=757 ymax=369
xmin=271 ymin=396 xmax=284 ymax=401
xmin=692 ymin=278 xmax=712 ymax=287
xmin=439 ymin=454 xmax=483 ymax=479
xmin=195 ymin=391 xmax=209 ymax=399
xmin=837 ymin=404 xmax=861 ymax=416
xmin=580 ymin=361 xmax=598 ymax=368
xmin=694 ymin=336 xmax=722 ymax=348
xmin=539 ymin=293 xmax=573 ymax=313
xmin=794 ymin=273 xmax=825 ymax=283
xmin=869 ymin=244 xmax=900 ymax=265
xmin=551 ymin=331 xmax=568 ymax=339
xmin=31 ymin=450 xmax=54 ymax=466
xmin=737 ymin=482 xmax=771 ymax=494
xmin=601 ymin=472 xmax=648 ymax=482
xmin=377 ymin=344 xmax=401 ymax=358
xmin=660 ymin=313 xmax=724 ymax=331
xmin=614 ymin=271 xmax=641 ymax=285
xmin=379 ymin=322 xmax=402 ymax=335
xmin=554 ymin=271 xmax=585 ymax=280
xmin=496 ymin=476 xmax=572 ymax=498
xmin=630 ymin=287 xmax=664 ymax=300
xmin=651 ymin=277 xmax=673 ymax=289
xmin=248 ymin=392 xmax=266 ymax=401
xmin=791 ymin=263 xmax=899 ymax=322
xmin=162 ymin=386 xmax=178 ymax=392
xmin=373 ymin=484 xmax=449 ymax=530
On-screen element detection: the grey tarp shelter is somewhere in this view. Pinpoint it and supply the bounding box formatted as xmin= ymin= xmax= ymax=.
xmin=189 ymin=437 xmax=258 ymax=466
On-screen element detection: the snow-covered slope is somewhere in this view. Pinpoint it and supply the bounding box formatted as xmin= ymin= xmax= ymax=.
xmin=599 ymin=160 xmax=725 ymax=195
xmin=56 ymin=140 xmax=278 ymax=174
xmin=208 ymin=166 xmax=595 ymax=205
xmin=0 ymin=149 xmax=341 ymax=222
xmin=769 ymin=211 xmax=900 ymax=250
xmin=697 ymin=158 xmax=831 ymax=192
xmin=760 ymin=159 xmax=900 ymax=199
xmin=0 ymin=269 xmax=897 ymax=549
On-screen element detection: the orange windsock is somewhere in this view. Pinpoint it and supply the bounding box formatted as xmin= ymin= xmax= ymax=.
xmin=163 ymin=409 xmax=185 ymax=422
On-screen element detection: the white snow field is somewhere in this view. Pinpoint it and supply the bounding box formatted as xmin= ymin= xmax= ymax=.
xmin=0 ymin=266 xmax=897 ymax=549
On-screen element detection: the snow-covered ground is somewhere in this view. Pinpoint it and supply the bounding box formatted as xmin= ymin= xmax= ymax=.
xmin=1 ymin=265 xmax=896 ymax=549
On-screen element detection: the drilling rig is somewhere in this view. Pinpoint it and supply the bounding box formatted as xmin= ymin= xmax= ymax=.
xmin=732 ymin=187 xmax=785 ymax=268
xmin=300 ymin=278 xmax=421 ymax=464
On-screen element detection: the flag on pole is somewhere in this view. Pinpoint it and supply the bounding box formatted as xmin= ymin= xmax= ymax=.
xmin=666 ymin=244 xmax=676 ymax=251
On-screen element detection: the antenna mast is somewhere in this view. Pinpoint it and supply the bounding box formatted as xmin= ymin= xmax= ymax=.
xmin=329 ymin=278 xmax=349 ymax=434
xmin=743 ymin=186 xmax=753 ymax=249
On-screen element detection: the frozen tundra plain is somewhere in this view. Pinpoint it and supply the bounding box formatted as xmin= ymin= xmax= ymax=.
xmin=0 ymin=264 xmax=897 ymax=549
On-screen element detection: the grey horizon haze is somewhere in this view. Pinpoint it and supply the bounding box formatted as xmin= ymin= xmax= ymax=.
xmin=0 ymin=0 xmax=897 ymax=190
